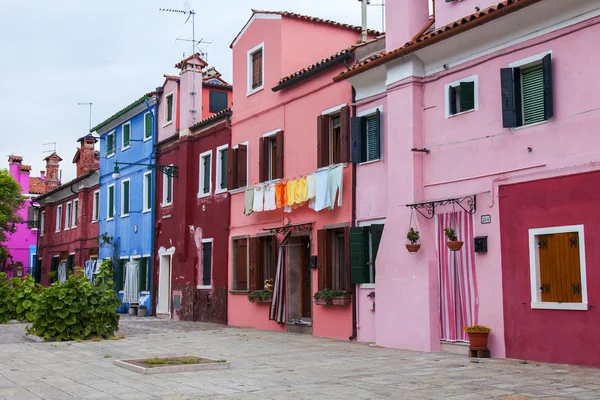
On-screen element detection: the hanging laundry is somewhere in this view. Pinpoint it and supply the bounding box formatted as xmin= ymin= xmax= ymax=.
xmin=328 ymin=164 xmax=343 ymax=209
xmin=286 ymin=180 xmax=295 ymax=207
xmin=58 ymin=261 xmax=67 ymax=283
xmin=306 ymin=173 xmax=316 ymax=200
xmin=123 ymin=261 xmax=139 ymax=304
xmin=314 ymin=169 xmax=331 ymax=212
xmin=263 ymin=183 xmax=276 ymax=211
xmin=244 ymin=187 xmax=254 ymax=216
xmin=275 ymin=182 xmax=286 ymax=208
xmin=293 ymin=178 xmax=303 ymax=204
xmin=284 ymin=205 xmax=293 ymax=213
xmin=84 ymin=260 xmax=95 ymax=280
xmin=297 ymin=177 xmax=308 ymax=203
xmin=253 ymin=185 xmax=265 ymax=212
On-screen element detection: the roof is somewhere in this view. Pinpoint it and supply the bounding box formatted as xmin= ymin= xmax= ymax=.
xmin=276 ymin=46 xmax=355 ymax=87
xmin=190 ymin=108 xmax=232 ymax=131
xmin=90 ymin=92 xmax=156 ymax=133
xmin=33 ymin=169 xmax=98 ymax=203
xmin=202 ymin=81 xmax=233 ymax=90
xmin=230 ymin=9 xmax=383 ymax=48
xmin=333 ymin=0 xmax=541 ymax=82
xmin=163 ymin=74 xmax=179 ymax=82
xmin=29 ymin=177 xmax=46 ymax=195
xmin=43 ymin=152 xmax=62 ymax=162
xmin=174 ymin=53 xmax=208 ymax=69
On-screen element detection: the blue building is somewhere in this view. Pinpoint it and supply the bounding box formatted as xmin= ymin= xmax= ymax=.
xmin=92 ymin=92 xmax=158 ymax=313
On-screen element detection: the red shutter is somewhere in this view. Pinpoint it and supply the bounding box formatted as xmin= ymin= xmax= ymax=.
xmin=259 ymin=138 xmax=268 ymax=183
xmin=340 ymin=106 xmax=350 ymax=163
xmin=317 ymin=115 xmax=330 ymax=168
xmin=275 ymin=130 xmax=284 ymax=179
xmin=237 ymin=144 xmax=247 ymax=188
xmin=249 ymin=237 xmax=257 ymax=291
xmin=227 ymin=148 xmax=236 ymax=190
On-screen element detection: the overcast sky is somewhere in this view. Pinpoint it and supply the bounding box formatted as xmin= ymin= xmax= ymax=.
xmin=0 ymin=0 xmax=384 ymax=183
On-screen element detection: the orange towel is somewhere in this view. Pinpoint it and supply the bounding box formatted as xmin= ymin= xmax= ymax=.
xmin=275 ymin=182 xmax=286 ymax=208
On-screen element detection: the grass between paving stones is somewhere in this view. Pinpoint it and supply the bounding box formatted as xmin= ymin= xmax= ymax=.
xmin=143 ymin=357 xmax=199 ymax=366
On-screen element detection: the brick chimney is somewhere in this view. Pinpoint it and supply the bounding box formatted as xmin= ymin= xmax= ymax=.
xmin=73 ymin=135 xmax=99 ymax=177
xmin=385 ymin=0 xmax=430 ymax=52
xmin=43 ymin=152 xmax=62 ymax=192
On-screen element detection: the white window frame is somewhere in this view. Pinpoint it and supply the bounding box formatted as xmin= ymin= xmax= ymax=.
xmin=357 ymin=218 xmax=386 ymax=289
xmin=106 ymin=131 xmax=116 ymax=158
xmin=142 ymin=171 xmax=152 ymax=213
xmin=528 ymin=224 xmax=588 ymax=311
xmin=64 ymin=202 xmax=71 ymax=231
xmin=120 ymin=178 xmax=131 ymax=218
xmin=55 ymin=205 xmax=62 ymax=232
xmin=92 ymin=190 xmax=100 ymax=222
xmin=197 ymin=238 xmax=214 ymax=289
xmin=215 ymin=144 xmax=229 ymax=194
xmin=121 ymin=121 xmax=131 ymax=151
xmin=198 ymin=150 xmax=212 ymax=198
xmin=357 ymin=106 xmax=384 ymax=165
xmin=164 ymin=92 xmax=174 ymax=127
xmin=162 ymin=167 xmax=174 ymax=206
xmin=247 ymin=42 xmax=265 ymax=96
xmin=40 ymin=210 xmax=45 ymax=236
xmin=107 ymin=184 xmax=115 ymax=221
xmin=71 ymin=199 xmax=78 ymax=228
xmin=444 ymin=74 xmax=479 ymax=119
xmin=143 ymin=111 xmax=152 ymax=142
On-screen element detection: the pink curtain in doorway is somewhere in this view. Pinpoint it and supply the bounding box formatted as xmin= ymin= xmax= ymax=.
xmin=438 ymin=211 xmax=478 ymax=342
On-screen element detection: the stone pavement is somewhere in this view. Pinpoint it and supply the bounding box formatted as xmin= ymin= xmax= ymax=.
xmin=1 ymin=317 xmax=600 ymax=399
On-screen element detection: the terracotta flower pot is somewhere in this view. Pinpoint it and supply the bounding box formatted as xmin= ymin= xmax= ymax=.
xmin=406 ymin=243 xmax=421 ymax=254
xmin=447 ymin=240 xmax=464 ymax=252
xmin=467 ymin=331 xmax=490 ymax=349
xmin=331 ymin=296 xmax=351 ymax=306
xmin=314 ymin=298 xmax=331 ymax=306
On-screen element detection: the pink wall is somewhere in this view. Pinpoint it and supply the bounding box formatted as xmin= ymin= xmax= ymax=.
xmin=385 ymin=0 xmax=429 ymax=52
xmin=434 ymin=0 xmax=500 ymax=29
xmin=158 ymin=79 xmax=179 ymax=143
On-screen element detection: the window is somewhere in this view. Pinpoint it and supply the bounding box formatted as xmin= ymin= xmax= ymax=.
xmin=50 ymin=256 xmax=59 ymax=284
xmin=92 ymin=190 xmax=100 ymax=221
xmin=216 ymin=145 xmax=228 ymax=193
xmin=199 ymin=151 xmax=212 ymax=197
xmin=162 ymin=169 xmax=173 ymax=206
xmin=259 ymin=131 xmax=284 ymax=182
xmin=121 ymin=179 xmax=130 ymax=216
xmin=107 ymin=185 xmax=115 ymax=219
xmin=232 ymin=238 xmax=248 ymax=290
xmin=139 ymin=256 xmax=150 ymax=292
xmin=40 ymin=210 xmax=45 ymax=236
xmin=144 ymin=112 xmax=152 ymax=140
xmin=209 ymin=91 xmax=228 ymax=113
xmin=72 ymin=199 xmax=78 ymax=228
xmin=350 ymin=224 xmax=385 ymax=285
xmin=55 ymin=205 xmax=62 ymax=232
xmin=247 ymin=43 xmax=264 ymax=95
xmin=122 ymin=122 xmax=131 ymax=150
xmin=227 ymin=144 xmax=248 ymax=190
xmin=529 ymin=225 xmax=587 ymax=311
xmin=255 ymin=236 xmax=276 ymax=290
xmin=27 ymin=206 xmax=38 ymax=229
xmin=317 ymin=227 xmax=351 ymax=292
xmin=317 ymin=106 xmax=350 ymax=168
xmin=67 ymin=253 xmax=75 ymax=276
xmin=352 ymin=108 xmax=382 ymax=164
xmin=65 ymin=202 xmax=72 ymax=230
xmin=199 ymin=239 xmax=213 ymax=288
xmin=116 ymin=258 xmax=127 ymax=291
xmin=502 ymin=53 xmax=553 ymax=128
xmin=446 ymin=76 xmax=477 ymax=117
xmin=106 ymin=131 xmax=115 ymax=157
xmin=165 ymin=93 xmax=174 ymax=125
xmin=143 ymin=172 xmax=151 ymax=212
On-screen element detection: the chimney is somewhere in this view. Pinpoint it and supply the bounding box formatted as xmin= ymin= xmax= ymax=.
xmin=385 ymin=0 xmax=430 ymax=52
xmin=40 ymin=171 xmax=45 ymax=180
xmin=360 ymin=0 xmax=368 ymax=43
xmin=8 ymin=155 xmax=23 ymax=181
xmin=43 ymin=152 xmax=62 ymax=192
xmin=19 ymin=165 xmax=31 ymax=193
xmin=73 ymin=135 xmax=99 ymax=177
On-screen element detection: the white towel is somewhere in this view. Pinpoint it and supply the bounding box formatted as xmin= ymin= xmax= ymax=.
xmin=328 ymin=164 xmax=343 ymax=209
xmin=314 ymin=169 xmax=331 ymax=212
xmin=263 ymin=184 xmax=276 ymax=211
xmin=253 ymin=185 xmax=264 ymax=212
xmin=306 ymin=173 xmax=316 ymax=199
xmin=58 ymin=262 xmax=67 ymax=283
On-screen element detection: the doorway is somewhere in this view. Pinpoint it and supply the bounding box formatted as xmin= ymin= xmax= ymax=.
xmin=157 ymin=254 xmax=171 ymax=316
xmin=287 ymin=235 xmax=312 ymax=324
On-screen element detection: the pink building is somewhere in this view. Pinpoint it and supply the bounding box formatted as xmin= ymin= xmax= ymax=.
xmin=227 ymin=10 xmax=379 ymax=339
xmin=336 ymin=0 xmax=600 ymax=367
xmin=3 ymin=156 xmax=45 ymax=278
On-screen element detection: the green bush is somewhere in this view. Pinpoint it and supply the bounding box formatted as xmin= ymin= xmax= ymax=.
xmin=0 ymin=273 xmax=11 ymax=323
xmin=313 ymin=288 xmax=351 ymax=301
xmin=9 ymin=275 xmax=40 ymax=322
xmin=27 ymin=260 xmax=121 ymax=341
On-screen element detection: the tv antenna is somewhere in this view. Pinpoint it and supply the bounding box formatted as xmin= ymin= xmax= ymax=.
xmin=366 ymin=0 xmax=385 ymax=32
xmin=42 ymin=142 xmax=57 ymax=154
xmin=77 ymin=102 xmax=93 ymax=131
xmin=160 ymin=2 xmax=201 ymax=120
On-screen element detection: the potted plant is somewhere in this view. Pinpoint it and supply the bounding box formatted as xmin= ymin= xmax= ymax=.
xmin=406 ymin=228 xmax=421 ymax=253
xmin=247 ymin=290 xmax=272 ymax=304
xmin=444 ymin=228 xmax=464 ymax=251
xmin=463 ymin=324 xmax=492 ymax=349
xmin=331 ymin=291 xmax=352 ymax=306
xmin=264 ymin=278 xmax=274 ymax=291
xmin=314 ymin=289 xmax=351 ymax=306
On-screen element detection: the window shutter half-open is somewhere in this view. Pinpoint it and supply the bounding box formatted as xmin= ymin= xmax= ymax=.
xmin=248 ymin=237 xmax=257 ymax=291
xmin=351 ymin=116 xmax=363 ymax=164
xmin=227 ymin=148 xmax=236 ymax=190
xmin=317 ymin=229 xmax=327 ymax=291
xmin=460 ymin=81 xmax=475 ymax=111
xmin=259 ymin=137 xmax=267 ymax=183
xmin=500 ymin=68 xmax=518 ymax=128
xmin=350 ymin=227 xmax=369 ymax=284
xmin=317 ymin=115 xmax=330 ymax=168
xmin=366 ymin=111 xmax=381 ymax=161
xmin=340 ymin=106 xmax=350 ymax=163
xmin=542 ymin=54 xmax=553 ymax=120
xmin=370 ymin=224 xmax=384 ymax=282
xmin=448 ymin=85 xmax=457 ymax=115
xmin=145 ymin=113 xmax=152 ymax=138
xmin=275 ymin=130 xmax=284 ymax=179
xmin=237 ymin=144 xmax=247 ymax=188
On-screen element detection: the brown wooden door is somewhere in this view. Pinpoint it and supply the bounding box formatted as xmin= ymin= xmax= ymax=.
xmin=236 ymin=239 xmax=248 ymax=290
xmin=300 ymin=237 xmax=312 ymax=318
xmin=538 ymin=232 xmax=582 ymax=303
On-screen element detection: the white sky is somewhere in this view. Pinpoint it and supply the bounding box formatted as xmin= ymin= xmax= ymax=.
xmin=0 ymin=0 xmax=384 ymax=182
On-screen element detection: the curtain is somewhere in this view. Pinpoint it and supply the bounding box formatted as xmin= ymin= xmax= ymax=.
xmin=123 ymin=261 xmax=139 ymax=304
xmin=270 ymin=232 xmax=291 ymax=324
xmin=438 ymin=210 xmax=478 ymax=342
xmin=58 ymin=261 xmax=67 ymax=283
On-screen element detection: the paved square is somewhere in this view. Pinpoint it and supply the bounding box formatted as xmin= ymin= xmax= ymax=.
xmin=0 ymin=316 xmax=599 ymax=399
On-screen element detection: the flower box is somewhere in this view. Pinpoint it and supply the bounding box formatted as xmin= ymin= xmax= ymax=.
xmin=331 ymin=296 xmax=351 ymax=306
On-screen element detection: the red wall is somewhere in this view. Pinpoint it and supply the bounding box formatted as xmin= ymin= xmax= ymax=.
xmin=499 ymin=171 xmax=600 ymax=367
xmin=201 ymin=85 xmax=232 ymax=120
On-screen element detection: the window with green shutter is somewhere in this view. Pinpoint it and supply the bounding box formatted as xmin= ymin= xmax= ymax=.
xmin=122 ymin=123 xmax=131 ymax=149
xmin=106 ymin=132 xmax=115 ymax=156
xmin=144 ymin=112 xmax=152 ymax=139
xmin=108 ymin=185 xmax=115 ymax=219
xmin=139 ymin=257 xmax=150 ymax=292
xmin=365 ymin=112 xmax=380 ymax=162
xmin=448 ymin=79 xmax=476 ymax=117
xmin=122 ymin=180 xmax=130 ymax=215
xmin=350 ymin=224 xmax=385 ymax=284
xmin=116 ymin=259 xmax=126 ymax=291
xmin=351 ymin=109 xmax=382 ymax=164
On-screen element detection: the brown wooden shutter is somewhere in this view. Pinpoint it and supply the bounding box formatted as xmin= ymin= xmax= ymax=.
xmin=317 ymin=115 xmax=330 ymax=168
xmin=249 ymin=237 xmax=257 ymax=291
xmin=271 ymin=236 xmax=278 ymax=280
xmin=340 ymin=106 xmax=350 ymax=163
xmin=275 ymin=130 xmax=284 ymax=179
xmin=237 ymin=144 xmax=247 ymax=188
xmin=235 ymin=239 xmax=248 ymax=290
xmin=259 ymin=138 xmax=268 ymax=183
xmin=227 ymin=148 xmax=236 ymax=190
xmin=317 ymin=229 xmax=327 ymax=291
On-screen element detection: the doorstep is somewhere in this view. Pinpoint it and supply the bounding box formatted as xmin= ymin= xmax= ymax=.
xmin=287 ymin=319 xmax=313 ymax=335
xmin=441 ymin=341 xmax=469 ymax=356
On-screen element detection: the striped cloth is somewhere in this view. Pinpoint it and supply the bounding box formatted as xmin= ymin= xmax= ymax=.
xmin=438 ymin=211 xmax=478 ymax=342
xmin=270 ymin=232 xmax=291 ymax=324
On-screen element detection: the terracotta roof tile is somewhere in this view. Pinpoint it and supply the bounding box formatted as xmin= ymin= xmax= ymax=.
xmin=174 ymin=53 xmax=208 ymax=69
xmin=190 ymin=108 xmax=231 ymax=131
xmin=334 ymin=0 xmax=540 ymax=82
xmin=277 ymin=47 xmax=355 ymax=85
xmin=29 ymin=177 xmax=46 ymax=195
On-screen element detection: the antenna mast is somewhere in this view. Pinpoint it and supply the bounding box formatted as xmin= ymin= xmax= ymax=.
xmin=77 ymin=102 xmax=93 ymax=131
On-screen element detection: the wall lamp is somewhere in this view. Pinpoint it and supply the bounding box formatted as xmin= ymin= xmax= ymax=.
xmin=112 ymin=162 xmax=178 ymax=179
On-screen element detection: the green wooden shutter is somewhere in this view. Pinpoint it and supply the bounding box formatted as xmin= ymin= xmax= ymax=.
xmin=351 ymin=116 xmax=363 ymax=164
xmin=123 ymin=181 xmax=130 ymax=215
xmin=108 ymin=186 xmax=114 ymax=218
xmin=139 ymin=257 xmax=148 ymax=292
xmin=202 ymin=242 xmax=212 ymax=286
xmin=460 ymin=81 xmax=475 ymax=111
xmin=522 ymin=64 xmax=545 ymax=125
xmin=145 ymin=113 xmax=152 ymax=139
xmin=350 ymin=227 xmax=369 ymax=284
xmin=123 ymin=124 xmax=130 ymax=148
xmin=117 ymin=259 xmax=126 ymax=291
xmin=106 ymin=133 xmax=114 ymax=155
xmin=366 ymin=111 xmax=381 ymax=162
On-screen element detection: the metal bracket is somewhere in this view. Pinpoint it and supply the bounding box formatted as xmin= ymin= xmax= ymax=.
xmin=263 ymin=222 xmax=313 ymax=235
xmin=406 ymin=195 xmax=476 ymax=220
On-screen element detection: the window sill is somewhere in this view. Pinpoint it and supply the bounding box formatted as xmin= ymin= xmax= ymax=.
xmin=55 ymin=230 xmax=61 ymax=233
xmin=360 ymin=283 xmax=376 ymax=289
xmin=92 ymin=220 xmax=98 ymax=224
xmin=64 ymin=228 xmax=70 ymax=231
xmin=121 ymin=214 xmax=130 ymax=219
xmin=142 ymin=209 xmax=151 ymax=214
xmin=143 ymin=136 xmax=152 ymax=142
xmin=447 ymin=109 xmax=476 ymax=119
xmin=215 ymin=188 xmax=228 ymax=195
xmin=531 ymin=301 xmax=588 ymax=311
xmin=229 ymin=188 xmax=245 ymax=195
xmin=229 ymin=290 xmax=251 ymax=295
xmin=163 ymin=121 xmax=173 ymax=128
xmin=511 ymin=119 xmax=550 ymax=132
xmin=246 ymin=86 xmax=264 ymax=97
xmin=161 ymin=202 xmax=173 ymax=208
xmin=107 ymin=154 xmax=115 ymax=159
xmin=121 ymin=146 xmax=130 ymax=152
xmin=71 ymin=225 xmax=77 ymax=229
xmin=197 ymin=192 xmax=211 ymax=199
xmin=359 ymin=159 xmax=382 ymax=167
xmin=107 ymin=217 xmax=114 ymax=221
xmin=197 ymin=285 xmax=212 ymax=290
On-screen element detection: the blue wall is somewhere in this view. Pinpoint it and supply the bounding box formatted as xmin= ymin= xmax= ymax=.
xmin=98 ymin=102 xmax=156 ymax=312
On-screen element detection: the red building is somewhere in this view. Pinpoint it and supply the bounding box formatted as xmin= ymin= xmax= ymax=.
xmin=35 ymin=135 xmax=100 ymax=285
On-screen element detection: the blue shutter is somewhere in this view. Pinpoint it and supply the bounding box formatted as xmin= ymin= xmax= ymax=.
xmin=351 ymin=116 xmax=363 ymax=164
xmin=501 ymin=68 xmax=519 ymax=128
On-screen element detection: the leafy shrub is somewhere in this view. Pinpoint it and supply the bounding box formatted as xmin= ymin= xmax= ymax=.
xmin=313 ymin=289 xmax=350 ymax=301
xmin=463 ymin=324 xmax=492 ymax=333
xmin=0 ymin=273 xmax=11 ymax=323
xmin=9 ymin=275 xmax=40 ymax=322
xmin=247 ymin=290 xmax=272 ymax=302
xmin=28 ymin=260 xmax=121 ymax=341
xmin=444 ymin=228 xmax=458 ymax=241
xmin=407 ymin=228 xmax=420 ymax=244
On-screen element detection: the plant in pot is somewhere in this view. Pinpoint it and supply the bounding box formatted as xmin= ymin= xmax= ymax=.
xmin=463 ymin=324 xmax=492 ymax=349
xmin=314 ymin=289 xmax=351 ymax=306
xmin=444 ymin=228 xmax=464 ymax=252
xmin=247 ymin=290 xmax=272 ymax=304
xmin=406 ymin=228 xmax=421 ymax=253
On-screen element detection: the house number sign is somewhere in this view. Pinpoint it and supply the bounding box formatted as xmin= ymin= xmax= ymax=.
xmin=481 ymin=215 xmax=491 ymax=224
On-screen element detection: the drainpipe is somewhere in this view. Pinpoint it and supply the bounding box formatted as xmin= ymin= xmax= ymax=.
xmin=349 ymin=86 xmax=358 ymax=342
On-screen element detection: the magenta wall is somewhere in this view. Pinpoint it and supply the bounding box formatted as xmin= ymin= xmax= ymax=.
xmin=499 ymin=171 xmax=600 ymax=367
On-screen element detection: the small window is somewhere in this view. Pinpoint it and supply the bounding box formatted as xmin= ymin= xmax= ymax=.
xmin=216 ymin=145 xmax=228 ymax=193
xmin=232 ymin=238 xmax=248 ymax=290
xmin=67 ymin=254 xmax=75 ymax=276
xmin=227 ymin=144 xmax=248 ymax=190
xmin=318 ymin=228 xmax=351 ymax=292
xmin=351 ymin=109 xmax=382 ymax=164
xmin=106 ymin=131 xmax=115 ymax=156
xmin=317 ymin=106 xmax=350 ymax=168
xmin=27 ymin=206 xmax=38 ymax=229
xmin=143 ymin=172 xmax=152 ymax=212
xmin=330 ymin=115 xmax=342 ymax=165
xmin=72 ymin=199 xmax=78 ymax=228
xmin=144 ymin=112 xmax=152 ymax=140
xmin=65 ymin=202 xmax=72 ymax=230
xmin=121 ymin=179 xmax=130 ymax=216
xmin=93 ymin=190 xmax=100 ymax=221
xmin=259 ymin=132 xmax=284 ymax=182
xmin=201 ymin=240 xmax=213 ymax=287
xmin=165 ymin=93 xmax=174 ymax=124
xmin=162 ymin=169 xmax=173 ymax=206
xmin=40 ymin=210 xmax=45 ymax=236
xmin=209 ymin=91 xmax=228 ymax=114
xmin=122 ymin=122 xmax=131 ymax=149
xmin=448 ymin=81 xmax=476 ymax=116
xmin=199 ymin=151 xmax=212 ymax=197
xmin=116 ymin=259 xmax=127 ymax=291
xmin=350 ymin=224 xmax=385 ymax=284
xmin=247 ymin=43 xmax=264 ymax=94
xmin=107 ymin=185 xmax=115 ymax=219
xmin=56 ymin=205 xmax=62 ymax=232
